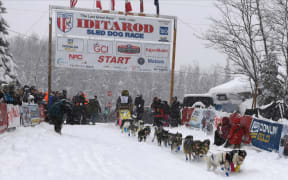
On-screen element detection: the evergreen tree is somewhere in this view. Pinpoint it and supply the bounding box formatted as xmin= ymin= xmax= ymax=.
xmin=258 ymin=56 xmax=283 ymax=105
xmin=0 ymin=1 xmax=17 ymax=84
xmin=223 ymin=58 xmax=231 ymax=83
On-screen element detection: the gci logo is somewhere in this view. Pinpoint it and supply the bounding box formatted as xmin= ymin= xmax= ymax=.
xmin=94 ymin=44 xmax=109 ymax=53
xmin=69 ymin=54 xmax=83 ymax=60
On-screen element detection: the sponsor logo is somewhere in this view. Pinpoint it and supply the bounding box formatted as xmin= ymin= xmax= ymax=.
xmin=69 ymin=54 xmax=83 ymax=60
xmin=251 ymin=120 xmax=278 ymax=135
xmin=138 ymin=58 xmax=145 ymax=65
xmin=67 ymin=38 xmax=73 ymax=45
xmin=154 ymin=67 xmax=168 ymax=71
xmin=94 ymin=43 xmax=109 ymax=53
xmin=118 ymin=44 xmax=140 ymax=54
xmin=145 ymin=48 xmax=168 ymax=53
xmin=62 ymin=38 xmax=79 ymax=52
xmin=148 ymin=59 xmax=165 ymax=64
xmin=159 ymin=37 xmax=168 ymax=42
xmin=57 ymin=13 xmax=73 ymax=33
xmin=160 ymin=26 xmax=168 ymax=35
xmin=57 ymin=58 xmax=68 ymax=65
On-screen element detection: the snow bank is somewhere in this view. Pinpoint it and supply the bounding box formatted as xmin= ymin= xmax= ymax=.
xmin=0 ymin=123 xmax=287 ymax=180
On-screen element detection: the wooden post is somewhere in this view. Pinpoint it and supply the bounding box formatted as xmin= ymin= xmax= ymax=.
xmin=170 ymin=18 xmax=177 ymax=104
xmin=48 ymin=10 xmax=52 ymax=103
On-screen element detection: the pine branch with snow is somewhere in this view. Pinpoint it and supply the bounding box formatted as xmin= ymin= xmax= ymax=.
xmin=0 ymin=0 xmax=17 ymax=84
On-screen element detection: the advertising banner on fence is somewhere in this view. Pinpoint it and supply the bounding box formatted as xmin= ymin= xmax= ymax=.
xmin=187 ymin=109 xmax=216 ymax=128
xmin=53 ymin=7 xmax=175 ymax=72
xmin=29 ymin=105 xmax=41 ymax=125
xmin=0 ymin=103 xmax=8 ymax=133
xmin=182 ymin=107 xmax=194 ymax=125
xmin=21 ymin=104 xmax=41 ymax=127
xmin=187 ymin=109 xmax=203 ymax=128
xmin=7 ymin=104 xmax=21 ymax=129
xmin=21 ymin=105 xmax=31 ymax=127
xmin=250 ymin=118 xmax=283 ymax=152
xmin=38 ymin=104 xmax=46 ymax=122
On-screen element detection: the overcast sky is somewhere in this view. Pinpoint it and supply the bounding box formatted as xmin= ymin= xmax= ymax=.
xmin=2 ymin=0 xmax=226 ymax=70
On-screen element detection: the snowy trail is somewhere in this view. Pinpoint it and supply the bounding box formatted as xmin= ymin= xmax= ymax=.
xmin=0 ymin=123 xmax=287 ymax=180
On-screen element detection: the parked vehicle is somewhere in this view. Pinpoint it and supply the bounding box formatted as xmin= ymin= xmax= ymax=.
xmin=182 ymin=94 xmax=214 ymax=108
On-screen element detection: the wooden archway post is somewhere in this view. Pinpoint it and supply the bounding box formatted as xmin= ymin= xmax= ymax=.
xmin=48 ymin=6 xmax=52 ymax=103
xmin=169 ymin=17 xmax=177 ymax=104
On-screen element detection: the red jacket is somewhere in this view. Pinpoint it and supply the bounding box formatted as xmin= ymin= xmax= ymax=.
xmin=218 ymin=117 xmax=231 ymax=140
xmin=228 ymin=124 xmax=244 ymax=145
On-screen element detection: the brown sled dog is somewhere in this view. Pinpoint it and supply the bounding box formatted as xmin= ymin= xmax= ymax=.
xmin=184 ymin=136 xmax=210 ymax=160
xmin=169 ymin=132 xmax=183 ymax=152
xmin=152 ymin=127 xmax=169 ymax=146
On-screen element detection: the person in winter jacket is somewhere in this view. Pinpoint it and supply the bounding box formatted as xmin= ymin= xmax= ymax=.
xmin=116 ymin=90 xmax=133 ymax=125
xmin=151 ymin=97 xmax=164 ymax=127
xmin=116 ymin=90 xmax=133 ymax=112
xmin=134 ymin=94 xmax=145 ymax=120
xmin=170 ymin=96 xmax=181 ymax=127
xmin=214 ymin=117 xmax=231 ymax=146
xmin=224 ymin=116 xmax=244 ymax=149
xmin=162 ymin=101 xmax=170 ymax=127
xmin=88 ymin=96 xmax=102 ymax=125
xmin=48 ymin=99 xmax=72 ymax=134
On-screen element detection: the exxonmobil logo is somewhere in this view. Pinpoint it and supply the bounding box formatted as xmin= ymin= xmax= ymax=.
xmin=69 ymin=54 xmax=83 ymax=60
xmin=77 ymin=19 xmax=154 ymax=33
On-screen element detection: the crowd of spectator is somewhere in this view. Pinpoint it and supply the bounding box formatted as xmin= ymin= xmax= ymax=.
xmin=0 ymin=83 xmax=46 ymax=105
xmin=150 ymin=96 xmax=181 ymax=127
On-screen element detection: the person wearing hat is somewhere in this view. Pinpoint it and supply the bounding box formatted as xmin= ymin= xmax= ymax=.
xmin=87 ymin=96 xmax=102 ymax=125
xmin=48 ymin=99 xmax=72 ymax=134
xmin=134 ymin=94 xmax=145 ymax=121
xmin=116 ymin=90 xmax=133 ymax=125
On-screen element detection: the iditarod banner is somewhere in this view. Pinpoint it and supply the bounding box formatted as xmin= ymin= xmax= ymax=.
xmin=53 ymin=6 xmax=176 ymax=72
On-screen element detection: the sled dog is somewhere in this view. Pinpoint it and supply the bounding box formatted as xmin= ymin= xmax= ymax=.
xmin=183 ymin=137 xmax=210 ymax=160
xmin=138 ymin=126 xmax=151 ymax=142
xmin=206 ymin=150 xmax=247 ymax=176
xmin=152 ymin=127 xmax=169 ymax=146
xmin=169 ymin=132 xmax=183 ymax=152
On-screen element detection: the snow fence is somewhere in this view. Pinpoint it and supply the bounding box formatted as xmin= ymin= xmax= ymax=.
xmin=0 ymin=103 xmax=45 ymax=134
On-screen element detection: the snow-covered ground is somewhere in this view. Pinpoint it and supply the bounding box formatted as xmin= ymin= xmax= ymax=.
xmin=0 ymin=123 xmax=287 ymax=180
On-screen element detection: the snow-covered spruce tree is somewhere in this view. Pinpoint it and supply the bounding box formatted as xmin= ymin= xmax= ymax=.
xmin=258 ymin=56 xmax=283 ymax=106
xmin=0 ymin=1 xmax=17 ymax=84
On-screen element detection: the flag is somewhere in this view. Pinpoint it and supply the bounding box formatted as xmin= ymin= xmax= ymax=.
xmin=154 ymin=0 xmax=159 ymax=15
xmin=140 ymin=0 xmax=144 ymax=13
xmin=70 ymin=0 xmax=77 ymax=8
xmin=125 ymin=0 xmax=132 ymax=13
xmin=96 ymin=0 xmax=102 ymax=10
xmin=111 ymin=0 xmax=115 ymax=11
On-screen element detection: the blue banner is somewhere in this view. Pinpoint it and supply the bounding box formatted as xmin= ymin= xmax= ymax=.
xmin=250 ymin=118 xmax=283 ymax=152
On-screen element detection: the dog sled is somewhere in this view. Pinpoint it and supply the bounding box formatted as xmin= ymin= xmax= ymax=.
xmin=118 ymin=109 xmax=132 ymax=127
